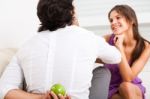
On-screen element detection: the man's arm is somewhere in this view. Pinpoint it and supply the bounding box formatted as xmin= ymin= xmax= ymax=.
xmin=97 ymin=37 xmax=121 ymax=64
xmin=0 ymin=56 xmax=24 ymax=99
xmin=5 ymin=89 xmax=43 ymax=99
xmin=95 ymin=58 xmax=104 ymax=64
xmin=4 ymin=89 xmax=70 ymax=99
xmin=0 ymin=56 xmax=42 ymax=99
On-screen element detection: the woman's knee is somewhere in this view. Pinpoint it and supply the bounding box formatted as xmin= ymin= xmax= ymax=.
xmin=119 ymin=82 xmax=133 ymax=96
xmin=119 ymin=82 xmax=143 ymax=99
xmin=119 ymin=82 xmax=136 ymax=98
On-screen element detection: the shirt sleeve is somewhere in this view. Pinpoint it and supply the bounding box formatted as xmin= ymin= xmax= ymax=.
xmin=0 ymin=55 xmax=24 ymax=99
xmin=96 ymin=36 xmax=121 ymax=64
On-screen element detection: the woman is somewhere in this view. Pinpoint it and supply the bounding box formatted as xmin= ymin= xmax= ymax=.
xmin=104 ymin=5 xmax=150 ymax=99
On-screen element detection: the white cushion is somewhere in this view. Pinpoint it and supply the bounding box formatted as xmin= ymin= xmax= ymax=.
xmin=0 ymin=48 xmax=17 ymax=77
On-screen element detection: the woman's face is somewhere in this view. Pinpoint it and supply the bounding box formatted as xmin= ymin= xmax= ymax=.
xmin=109 ymin=10 xmax=130 ymax=35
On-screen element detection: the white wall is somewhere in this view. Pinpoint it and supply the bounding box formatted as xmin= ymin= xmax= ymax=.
xmin=0 ymin=0 xmax=39 ymax=49
xmin=74 ymin=0 xmax=150 ymax=27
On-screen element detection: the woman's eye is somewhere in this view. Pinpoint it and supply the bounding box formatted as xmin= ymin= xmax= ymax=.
xmin=109 ymin=19 xmax=113 ymax=23
xmin=116 ymin=17 xmax=121 ymax=20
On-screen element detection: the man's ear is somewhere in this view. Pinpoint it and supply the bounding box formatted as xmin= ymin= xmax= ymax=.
xmin=72 ymin=8 xmax=79 ymax=26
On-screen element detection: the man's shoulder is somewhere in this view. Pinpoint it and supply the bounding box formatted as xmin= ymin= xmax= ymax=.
xmin=17 ymin=32 xmax=49 ymax=51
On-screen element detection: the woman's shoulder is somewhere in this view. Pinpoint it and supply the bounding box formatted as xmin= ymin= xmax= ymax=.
xmin=144 ymin=41 xmax=150 ymax=51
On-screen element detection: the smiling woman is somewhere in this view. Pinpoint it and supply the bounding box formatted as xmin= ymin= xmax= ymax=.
xmin=103 ymin=5 xmax=150 ymax=99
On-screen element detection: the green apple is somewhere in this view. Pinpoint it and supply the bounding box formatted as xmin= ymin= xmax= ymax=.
xmin=50 ymin=83 xmax=66 ymax=96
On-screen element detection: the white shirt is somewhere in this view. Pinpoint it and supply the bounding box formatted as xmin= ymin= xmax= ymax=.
xmin=0 ymin=25 xmax=121 ymax=99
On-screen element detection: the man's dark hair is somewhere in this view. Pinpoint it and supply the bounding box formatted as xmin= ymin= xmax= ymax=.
xmin=37 ymin=0 xmax=74 ymax=32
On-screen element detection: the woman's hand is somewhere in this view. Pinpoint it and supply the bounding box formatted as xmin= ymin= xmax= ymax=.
xmin=113 ymin=34 xmax=124 ymax=51
xmin=41 ymin=91 xmax=71 ymax=99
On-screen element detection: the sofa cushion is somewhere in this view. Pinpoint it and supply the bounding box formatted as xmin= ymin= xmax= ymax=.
xmin=0 ymin=48 xmax=17 ymax=77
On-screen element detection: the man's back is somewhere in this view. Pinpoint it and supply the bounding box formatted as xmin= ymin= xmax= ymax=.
xmin=0 ymin=25 xmax=121 ymax=99
xmin=17 ymin=25 xmax=101 ymax=99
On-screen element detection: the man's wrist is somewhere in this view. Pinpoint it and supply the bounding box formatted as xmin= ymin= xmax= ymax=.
xmin=32 ymin=93 xmax=44 ymax=99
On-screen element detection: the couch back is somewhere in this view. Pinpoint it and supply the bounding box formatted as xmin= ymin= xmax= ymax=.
xmin=0 ymin=48 xmax=17 ymax=77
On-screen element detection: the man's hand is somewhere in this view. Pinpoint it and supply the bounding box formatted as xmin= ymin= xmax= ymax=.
xmin=42 ymin=91 xmax=71 ymax=99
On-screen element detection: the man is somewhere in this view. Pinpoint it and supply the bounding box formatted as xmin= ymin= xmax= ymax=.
xmin=0 ymin=0 xmax=121 ymax=99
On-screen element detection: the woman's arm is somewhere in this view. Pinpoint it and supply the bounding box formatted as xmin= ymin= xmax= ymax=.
xmin=118 ymin=41 xmax=150 ymax=82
